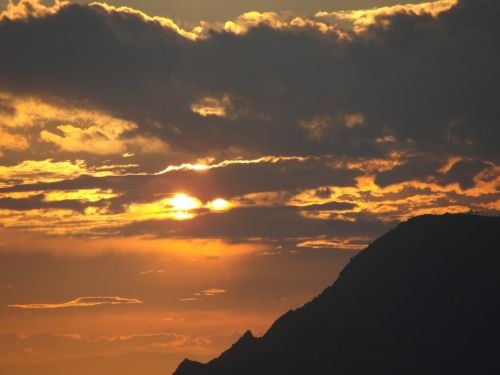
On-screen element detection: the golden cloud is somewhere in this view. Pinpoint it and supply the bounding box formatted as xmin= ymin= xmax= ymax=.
xmin=43 ymin=189 xmax=119 ymax=203
xmin=191 ymin=95 xmax=231 ymax=118
xmin=0 ymin=92 xmax=167 ymax=155
xmin=0 ymin=127 xmax=29 ymax=153
xmin=181 ymin=288 xmax=227 ymax=301
xmin=200 ymin=289 xmax=226 ymax=296
xmin=0 ymin=159 xmax=138 ymax=187
xmin=127 ymin=193 xmax=203 ymax=221
xmin=156 ymin=155 xmax=311 ymax=175
xmin=9 ymin=296 xmax=143 ymax=309
xmin=222 ymin=11 xmax=343 ymax=36
xmin=316 ymin=0 xmax=458 ymax=33
xmin=0 ymin=0 xmax=69 ymax=21
xmin=297 ymin=237 xmax=370 ymax=250
xmin=0 ymin=1 xmax=343 ymax=40
xmin=292 ymin=164 xmax=499 ymax=223
xmin=89 ymin=1 xmax=200 ymax=40
xmin=0 ymin=0 xmax=459 ymax=46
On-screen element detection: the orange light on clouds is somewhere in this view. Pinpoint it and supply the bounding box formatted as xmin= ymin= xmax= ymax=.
xmin=167 ymin=193 xmax=202 ymax=220
xmin=207 ymin=198 xmax=230 ymax=211
xmin=125 ymin=193 xmax=202 ymax=222
xmin=191 ymin=95 xmax=230 ymax=117
xmin=169 ymin=193 xmax=202 ymax=211
xmin=173 ymin=211 xmax=196 ymax=220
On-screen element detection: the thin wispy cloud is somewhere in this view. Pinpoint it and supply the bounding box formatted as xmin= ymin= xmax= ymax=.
xmin=181 ymin=289 xmax=227 ymax=302
xmin=8 ymin=296 xmax=143 ymax=309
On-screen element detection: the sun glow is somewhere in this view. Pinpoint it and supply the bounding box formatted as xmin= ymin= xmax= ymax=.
xmin=169 ymin=194 xmax=202 ymax=211
xmin=168 ymin=193 xmax=202 ymax=220
xmin=207 ymin=198 xmax=230 ymax=211
xmin=125 ymin=194 xmax=203 ymax=222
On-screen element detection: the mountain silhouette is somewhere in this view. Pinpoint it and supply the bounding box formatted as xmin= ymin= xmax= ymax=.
xmin=0 ymin=352 xmax=210 ymax=375
xmin=173 ymin=214 xmax=500 ymax=375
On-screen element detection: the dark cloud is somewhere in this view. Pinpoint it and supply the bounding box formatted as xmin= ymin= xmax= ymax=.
xmin=0 ymin=0 xmax=497 ymax=242
xmin=375 ymin=157 xmax=442 ymax=187
xmin=0 ymin=194 xmax=91 ymax=211
xmin=301 ymin=201 xmax=356 ymax=211
xmin=0 ymin=157 xmax=361 ymax=205
xmin=0 ymin=0 xmax=498 ymax=160
xmin=439 ymin=159 xmax=490 ymax=189
xmin=119 ymin=205 xmax=392 ymax=240
xmin=376 ymin=156 xmax=494 ymax=189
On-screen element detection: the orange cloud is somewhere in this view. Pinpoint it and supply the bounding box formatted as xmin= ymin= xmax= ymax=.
xmin=207 ymin=198 xmax=230 ymax=212
xmin=191 ymin=95 xmax=231 ymax=118
xmin=156 ymin=155 xmax=311 ymax=175
xmin=182 ymin=288 xmax=227 ymax=301
xmin=0 ymin=127 xmax=29 ymax=153
xmin=221 ymin=11 xmax=343 ymax=37
xmin=297 ymin=237 xmax=370 ymax=250
xmin=127 ymin=193 xmax=203 ymax=221
xmin=0 ymin=92 xmax=167 ymax=155
xmin=0 ymin=159 xmax=138 ymax=187
xmin=316 ymin=0 xmax=457 ymax=33
xmin=200 ymin=289 xmax=226 ymax=296
xmin=9 ymin=296 xmax=143 ymax=309
xmin=0 ymin=0 xmax=460 ymax=47
xmin=0 ymin=0 xmax=69 ymax=21
xmin=89 ymin=1 xmax=200 ymax=40
xmin=43 ymin=189 xmax=119 ymax=203
xmin=0 ymin=1 xmax=345 ymax=40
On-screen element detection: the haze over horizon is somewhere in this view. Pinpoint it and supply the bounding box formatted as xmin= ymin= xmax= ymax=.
xmin=0 ymin=0 xmax=498 ymax=373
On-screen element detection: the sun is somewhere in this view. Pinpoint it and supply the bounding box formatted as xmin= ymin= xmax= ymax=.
xmin=208 ymin=198 xmax=230 ymax=211
xmin=168 ymin=193 xmax=201 ymax=212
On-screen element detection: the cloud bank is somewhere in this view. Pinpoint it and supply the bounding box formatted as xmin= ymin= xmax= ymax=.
xmin=0 ymin=0 xmax=497 ymax=246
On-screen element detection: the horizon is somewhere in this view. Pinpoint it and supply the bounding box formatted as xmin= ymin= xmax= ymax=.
xmin=0 ymin=0 xmax=499 ymax=374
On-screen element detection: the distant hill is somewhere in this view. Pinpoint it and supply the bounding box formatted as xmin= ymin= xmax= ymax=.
xmin=1 ymin=351 xmax=209 ymax=375
xmin=173 ymin=214 xmax=500 ymax=375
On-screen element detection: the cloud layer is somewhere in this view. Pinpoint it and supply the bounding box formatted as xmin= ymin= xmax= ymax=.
xmin=0 ymin=2 xmax=497 ymax=372
xmin=0 ymin=0 xmax=498 ymax=245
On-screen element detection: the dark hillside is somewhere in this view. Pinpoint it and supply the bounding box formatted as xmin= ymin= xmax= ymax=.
xmin=174 ymin=214 xmax=500 ymax=375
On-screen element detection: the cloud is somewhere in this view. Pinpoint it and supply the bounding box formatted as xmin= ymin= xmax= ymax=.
xmin=0 ymin=0 xmax=497 ymax=241
xmin=0 ymin=128 xmax=28 ymax=153
xmin=0 ymin=0 xmax=498 ymax=161
xmin=0 ymin=151 xmax=496 ymax=238
xmin=0 ymin=0 xmax=68 ymax=21
xmin=8 ymin=296 xmax=143 ymax=309
xmin=0 ymin=159 xmax=138 ymax=188
xmin=0 ymin=92 xmax=168 ymax=156
xmin=316 ymin=0 xmax=457 ymax=32
xmin=296 ymin=237 xmax=370 ymax=250
xmin=191 ymin=94 xmax=231 ymax=118
xmin=140 ymin=269 xmax=165 ymax=275
xmin=199 ymin=289 xmax=226 ymax=296
xmin=181 ymin=288 xmax=227 ymax=301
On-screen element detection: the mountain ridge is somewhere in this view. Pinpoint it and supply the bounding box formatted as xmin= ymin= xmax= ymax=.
xmin=173 ymin=214 xmax=500 ymax=375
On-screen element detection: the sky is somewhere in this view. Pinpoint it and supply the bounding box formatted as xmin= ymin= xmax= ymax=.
xmin=1 ymin=0 xmax=428 ymax=22
xmin=0 ymin=0 xmax=499 ymax=373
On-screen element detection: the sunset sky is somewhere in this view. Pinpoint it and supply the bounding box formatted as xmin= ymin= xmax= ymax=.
xmin=0 ymin=0 xmax=499 ymax=372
